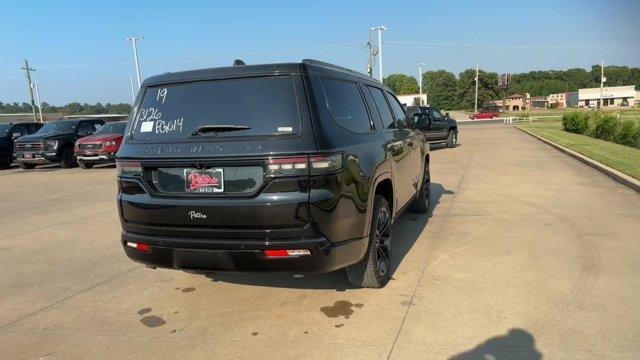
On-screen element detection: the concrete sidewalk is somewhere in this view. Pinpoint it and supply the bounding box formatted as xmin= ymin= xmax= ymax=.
xmin=1 ymin=125 xmax=639 ymax=359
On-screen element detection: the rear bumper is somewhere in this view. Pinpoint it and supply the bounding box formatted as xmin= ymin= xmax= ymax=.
xmin=121 ymin=230 xmax=367 ymax=273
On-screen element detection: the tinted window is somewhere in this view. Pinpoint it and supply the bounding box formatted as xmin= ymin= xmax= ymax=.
xmin=387 ymin=92 xmax=409 ymax=129
xmin=320 ymin=78 xmax=372 ymax=133
xmin=429 ymin=108 xmax=444 ymax=121
xmin=0 ymin=124 xmax=11 ymax=136
xmin=28 ymin=124 xmax=41 ymax=133
xmin=37 ymin=121 xmax=78 ymax=134
xmin=133 ymin=76 xmax=299 ymax=139
xmin=367 ymin=86 xmax=396 ymax=129
xmin=95 ymin=122 xmax=126 ymax=135
xmin=77 ymin=122 xmax=93 ymax=134
xmin=92 ymin=122 xmax=104 ymax=131
xmin=12 ymin=125 xmax=27 ymax=136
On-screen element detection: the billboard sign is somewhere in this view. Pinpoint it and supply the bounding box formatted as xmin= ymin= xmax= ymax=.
xmin=498 ymin=73 xmax=510 ymax=88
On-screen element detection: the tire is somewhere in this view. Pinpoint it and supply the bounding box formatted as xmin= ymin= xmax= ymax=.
xmin=78 ymin=161 xmax=94 ymax=169
xmin=59 ymin=147 xmax=77 ymax=168
xmin=446 ymin=130 xmax=457 ymax=148
xmin=346 ymin=195 xmax=392 ymax=288
xmin=410 ymin=164 xmax=431 ymax=214
xmin=18 ymin=162 xmax=36 ymax=170
xmin=0 ymin=152 xmax=12 ymax=169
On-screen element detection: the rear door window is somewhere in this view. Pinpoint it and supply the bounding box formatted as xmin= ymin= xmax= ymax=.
xmin=133 ymin=76 xmax=300 ymax=140
xmin=367 ymin=86 xmax=396 ymax=129
xmin=320 ymin=78 xmax=373 ymax=133
xmin=387 ymin=92 xmax=409 ymax=129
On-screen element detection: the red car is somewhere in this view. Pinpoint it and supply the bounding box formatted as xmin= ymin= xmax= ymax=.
xmin=74 ymin=121 xmax=126 ymax=168
xmin=470 ymin=109 xmax=501 ymax=119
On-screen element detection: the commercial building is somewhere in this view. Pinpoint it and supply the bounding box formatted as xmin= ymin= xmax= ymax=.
xmin=548 ymin=92 xmax=578 ymax=108
xmin=490 ymin=93 xmax=530 ymax=111
xmin=530 ymin=96 xmax=549 ymax=109
xmin=397 ymin=93 xmax=427 ymax=107
xmin=578 ymin=85 xmax=638 ymax=107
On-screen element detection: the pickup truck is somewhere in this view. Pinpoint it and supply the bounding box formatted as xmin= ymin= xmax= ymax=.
xmin=0 ymin=122 xmax=43 ymax=169
xmin=405 ymin=106 xmax=458 ymax=147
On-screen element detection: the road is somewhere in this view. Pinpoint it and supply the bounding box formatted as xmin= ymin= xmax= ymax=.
xmin=1 ymin=124 xmax=639 ymax=359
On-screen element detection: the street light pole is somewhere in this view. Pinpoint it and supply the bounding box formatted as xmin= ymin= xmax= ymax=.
xmin=600 ymin=60 xmax=605 ymax=109
xmin=370 ymin=26 xmax=388 ymax=82
xmin=31 ymin=82 xmax=43 ymax=122
xmin=474 ymin=64 xmax=479 ymax=114
xmin=418 ymin=62 xmax=426 ymax=106
xmin=126 ymin=36 xmax=143 ymax=89
xmin=129 ymin=75 xmax=136 ymax=104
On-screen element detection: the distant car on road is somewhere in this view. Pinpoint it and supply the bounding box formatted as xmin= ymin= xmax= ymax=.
xmin=405 ymin=106 xmax=458 ymax=147
xmin=0 ymin=122 xmax=43 ymax=169
xmin=14 ymin=118 xmax=105 ymax=169
xmin=75 ymin=121 xmax=126 ymax=169
xmin=470 ymin=109 xmax=501 ymax=119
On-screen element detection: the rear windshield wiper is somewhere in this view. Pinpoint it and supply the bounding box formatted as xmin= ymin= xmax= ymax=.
xmin=191 ymin=124 xmax=251 ymax=136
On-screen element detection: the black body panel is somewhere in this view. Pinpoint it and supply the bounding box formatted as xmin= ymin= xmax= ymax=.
xmin=116 ymin=59 xmax=430 ymax=273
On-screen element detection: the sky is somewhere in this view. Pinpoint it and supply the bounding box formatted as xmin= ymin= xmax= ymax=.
xmin=1 ymin=0 xmax=639 ymax=105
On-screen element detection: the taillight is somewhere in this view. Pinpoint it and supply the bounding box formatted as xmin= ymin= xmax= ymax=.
xmin=116 ymin=160 xmax=142 ymax=177
xmin=265 ymin=154 xmax=342 ymax=176
xmin=309 ymin=154 xmax=342 ymax=174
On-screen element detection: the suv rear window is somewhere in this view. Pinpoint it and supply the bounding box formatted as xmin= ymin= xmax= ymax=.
xmin=133 ymin=76 xmax=300 ymax=140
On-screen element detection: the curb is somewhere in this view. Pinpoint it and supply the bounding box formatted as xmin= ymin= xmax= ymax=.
xmin=515 ymin=126 xmax=640 ymax=193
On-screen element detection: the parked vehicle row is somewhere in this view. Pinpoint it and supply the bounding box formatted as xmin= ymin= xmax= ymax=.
xmin=2 ymin=119 xmax=126 ymax=170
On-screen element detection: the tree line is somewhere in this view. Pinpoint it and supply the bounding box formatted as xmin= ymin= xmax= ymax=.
xmin=0 ymin=102 xmax=132 ymax=115
xmin=383 ymin=65 xmax=640 ymax=110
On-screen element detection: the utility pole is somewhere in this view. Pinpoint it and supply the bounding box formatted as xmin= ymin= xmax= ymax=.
xmin=370 ymin=26 xmax=388 ymax=82
xmin=418 ymin=62 xmax=426 ymax=106
xmin=31 ymin=82 xmax=43 ymax=122
xmin=599 ymin=60 xmax=605 ymax=109
xmin=126 ymin=36 xmax=143 ymax=89
xmin=366 ymin=31 xmax=373 ymax=77
xmin=21 ymin=59 xmax=38 ymax=122
xmin=129 ymin=75 xmax=136 ymax=104
xmin=474 ymin=64 xmax=479 ymax=113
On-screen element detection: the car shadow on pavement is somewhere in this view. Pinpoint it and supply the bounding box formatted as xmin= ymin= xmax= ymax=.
xmin=204 ymin=182 xmax=451 ymax=291
xmin=448 ymin=328 xmax=542 ymax=360
xmin=389 ymin=182 xmax=450 ymax=277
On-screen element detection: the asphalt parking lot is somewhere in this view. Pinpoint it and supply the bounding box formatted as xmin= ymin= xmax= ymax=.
xmin=1 ymin=124 xmax=639 ymax=359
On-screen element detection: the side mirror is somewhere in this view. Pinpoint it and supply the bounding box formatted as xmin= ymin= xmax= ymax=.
xmin=445 ymin=112 xmax=450 ymax=119
xmin=12 ymin=132 xmax=22 ymax=139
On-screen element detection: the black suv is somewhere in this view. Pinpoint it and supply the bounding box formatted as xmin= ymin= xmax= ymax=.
xmin=0 ymin=122 xmax=43 ymax=169
xmin=14 ymin=118 xmax=105 ymax=169
xmin=117 ymin=60 xmax=431 ymax=288
xmin=405 ymin=106 xmax=458 ymax=147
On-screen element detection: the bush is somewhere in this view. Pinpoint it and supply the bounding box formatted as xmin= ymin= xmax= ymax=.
xmin=591 ymin=113 xmax=619 ymax=141
xmin=562 ymin=112 xmax=588 ymax=134
xmin=614 ymin=119 xmax=640 ymax=148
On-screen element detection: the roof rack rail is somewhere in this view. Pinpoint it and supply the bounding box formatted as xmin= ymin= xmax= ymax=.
xmin=302 ymin=59 xmax=372 ymax=79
